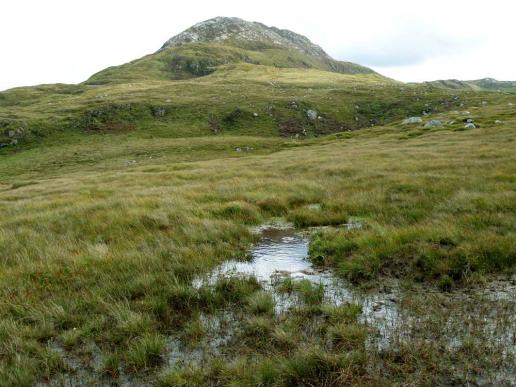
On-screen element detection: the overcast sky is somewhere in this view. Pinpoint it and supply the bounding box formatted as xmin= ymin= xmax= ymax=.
xmin=1 ymin=0 xmax=515 ymax=91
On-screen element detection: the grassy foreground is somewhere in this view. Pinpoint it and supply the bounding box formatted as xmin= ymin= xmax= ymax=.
xmin=0 ymin=91 xmax=515 ymax=385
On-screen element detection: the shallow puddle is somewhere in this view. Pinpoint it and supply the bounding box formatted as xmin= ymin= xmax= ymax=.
xmin=195 ymin=226 xmax=404 ymax=347
xmin=194 ymin=225 xmax=515 ymax=383
xmin=48 ymin=225 xmax=515 ymax=385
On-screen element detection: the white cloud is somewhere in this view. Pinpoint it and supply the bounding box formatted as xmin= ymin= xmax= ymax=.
xmin=0 ymin=0 xmax=515 ymax=90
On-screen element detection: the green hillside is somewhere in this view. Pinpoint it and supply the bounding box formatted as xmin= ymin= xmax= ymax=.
xmin=1 ymin=62 xmax=508 ymax=154
xmin=85 ymin=43 xmax=375 ymax=85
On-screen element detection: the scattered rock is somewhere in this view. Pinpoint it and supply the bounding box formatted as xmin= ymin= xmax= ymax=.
xmin=466 ymin=118 xmax=475 ymax=123
xmin=306 ymin=109 xmax=318 ymax=120
xmin=495 ymin=120 xmax=503 ymax=124
xmin=8 ymin=130 xmax=15 ymax=138
xmin=464 ymin=123 xmax=476 ymax=129
xmin=482 ymin=101 xmax=488 ymax=106
xmin=10 ymin=139 xmax=18 ymax=145
xmin=424 ymin=120 xmax=443 ymax=128
xmin=402 ymin=116 xmax=423 ymax=125
xmin=152 ymin=107 xmax=166 ymax=118
xmin=253 ymin=112 xmax=259 ymax=117
xmin=235 ymin=147 xmax=242 ymax=152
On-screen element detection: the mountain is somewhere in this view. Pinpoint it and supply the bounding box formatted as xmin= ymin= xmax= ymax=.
xmin=85 ymin=17 xmax=375 ymax=85
xmin=421 ymin=78 xmax=516 ymax=92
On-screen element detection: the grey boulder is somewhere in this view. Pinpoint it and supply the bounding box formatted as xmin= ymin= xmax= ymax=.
xmin=306 ymin=110 xmax=318 ymax=120
xmin=402 ymin=116 xmax=422 ymax=124
xmin=424 ymin=120 xmax=443 ymax=128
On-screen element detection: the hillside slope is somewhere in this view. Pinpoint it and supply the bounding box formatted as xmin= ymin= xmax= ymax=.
xmin=0 ymin=17 xmax=513 ymax=155
xmin=2 ymin=63 xmax=496 ymax=153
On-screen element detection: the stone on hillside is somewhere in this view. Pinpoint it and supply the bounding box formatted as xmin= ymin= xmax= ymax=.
xmin=495 ymin=120 xmax=503 ymax=124
xmin=8 ymin=130 xmax=15 ymax=137
xmin=152 ymin=107 xmax=166 ymax=118
xmin=464 ymin=123 xmax=476 ymax=129
xmin=253 ymin=112 xmax=259 ymax=117
xmin=466 ymin=118 xmax=474 ymax=123
xmin=424 ymin=120 xmax=443 ymax=128
xmin=402 ymin=116 xmax=422 ymax=124
xmin=306 ymin=109 xmax=318 ymax=120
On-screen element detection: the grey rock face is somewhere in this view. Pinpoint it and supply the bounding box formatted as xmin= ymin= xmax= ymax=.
xmin=160 ymin=17 xmax=328 ymax=57
xmin=306 ymin=110 xmax=318 ymax=121
xmin=424 ymin=120 xmax=443 ymax=128
xmin=402 ymin=116 xmax=422 ymax=124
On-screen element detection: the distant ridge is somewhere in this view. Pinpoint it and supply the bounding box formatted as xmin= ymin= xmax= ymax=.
xmin=421 ymin=78 xmax=516 ymax=92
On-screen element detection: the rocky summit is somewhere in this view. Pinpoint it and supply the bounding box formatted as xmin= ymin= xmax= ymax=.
xmin=160 ymin=16 xmax=328 ymax=57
